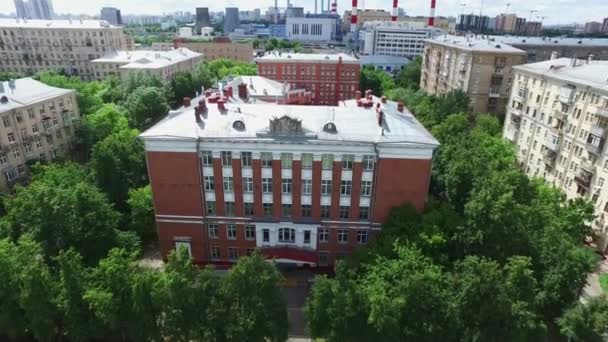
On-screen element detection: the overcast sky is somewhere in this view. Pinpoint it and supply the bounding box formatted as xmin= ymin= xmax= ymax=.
xmin=1 ymin=0 xmax=607 ymax=25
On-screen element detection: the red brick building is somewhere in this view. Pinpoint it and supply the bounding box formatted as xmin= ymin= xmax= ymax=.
xmin=140 ymin=91 xmax=439 ymax=269
xmin=256 ymin=52 xmax=361 ymax=106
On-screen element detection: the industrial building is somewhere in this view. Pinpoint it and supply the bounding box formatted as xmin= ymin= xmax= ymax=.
xmin=224 ymin=8 xmax=240 ymax=35
xmin=100 ymin=7 xmax=122 ymax=26
xmin=360 ymin=21 xmax=437 ymax=59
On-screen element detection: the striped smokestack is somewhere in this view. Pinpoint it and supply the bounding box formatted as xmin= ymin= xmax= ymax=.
xmin=350 ymin=0 xmax=358 ymax=33
xmin=391 ymin=0 xmax=398 ymax=21
xmin=331 ymin=0 xmax=337 ymax=14
xmin=428 ymin=0 xmax=436 ymax=26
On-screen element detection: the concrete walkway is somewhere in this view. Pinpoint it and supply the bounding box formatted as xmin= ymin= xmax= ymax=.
xmin=582 ymin=258 xmax=608 ymax=302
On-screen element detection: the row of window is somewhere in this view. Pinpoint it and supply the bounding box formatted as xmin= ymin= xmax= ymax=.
xmin=202 ymin=151 xmax=376 ymax=170
xmin=204 ymin=176 xmax=373 ymax=196
xmin=206 ymin=202 xmax=370 ymax=220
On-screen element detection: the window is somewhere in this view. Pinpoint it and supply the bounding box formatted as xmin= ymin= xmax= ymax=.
xmin=301 ymin=153 xmax=313 ymax=168
xmin=223 ymin=177 xmax=234 ymax=192
xmin=4 ymin=169 xmax=18 ymax=182
xmin=204 ymin=176 xmax=215 ymax=191
xmin=282 ymin=178 xmax=292 ymax=194
xmin=221 ymin=151 xmax=232 ymax=166
xmin=2 ymin=116 xmax=9 ymax=127
xmin=320 ymin=205 xmax=331 ymax=219
xmin=361 ymin=181 xmax=372 ymax=196
xmin=322 ymin=154 xmax=334 ymax=169
xmin=301 ymin=205 xmax=312 ymax=217
xmin=342 ymin=155 xmax=354 ymax=170
xmin=244 ymin=202 xmax=254 ymax=216
xmin=226 ymin=224 xmax=237 ymax=240
xmin=245 ymin=225 xmax=256 ymax=240
xmin=228 ymin=247 xmax=239 ymax=261
xmin=174 ymin=241 xmax=192 ymax=258
xmin=302 ymin=179 xmax=313 ymax=195
xmin=225 ymin=202 xmax=236 ymax=216
xmin=207 ymin=201 xmax=216 ymax=215
xmin=243 ymin=177 xmax=253 ymax=192
xmin=337 ymin=230 xmax=348 ymax=243
xmin=359 ymin=207 xmax=370 ymax=220
xmin=319 ymin=228 xmax=329 ymax=242
xmin=202 ymin=151 xmax=213 ymax=165
xmin=210 ymin=247 xmax=221 ymax=259
xmin=321 ymin=180 xmax=332 ymax=195
xmin=339 ymin=206 xmax=350 ymax=219
xmin=7 ymin=133 xmax=15 ymax=143
xmin=241 ymin=152 xmax=252 ymax=167
xmin=363 ymin=155 xmax=375 ymax=170
xmin=281 ymin=153 xmax=293 ymax=169
xmin=261 ymin=152 xmax=273 ymax=167
xmin=208 ymin=224 xmax=219 ymax=239
xmin=340 ymin=181 xmax=352 ymax=196
xmin=263 ymin=203 xmax=273 ymax=216
xmin=262 ymin=178 xmax=273 ymax=193
xmin=357 ymin=230 xmax=369 ymax=244
xmin=279 ymin=228 xmax=296 ymax=243
xmin=318 ymin=252 xmax=329 ymax=266
xmin=282 ymin=204 xmax=292 ymax=217
xmin=263 ymin=229 xmax=270 ymax=242
xmin=304 ymin=230 xmax=311 ymax=244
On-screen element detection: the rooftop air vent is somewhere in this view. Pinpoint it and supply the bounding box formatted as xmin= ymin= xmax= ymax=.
xmin=233 ymin=120 xmax=246 ymax=131
xmin=0 ymin=96 xmax=8 ymax=104
xmin=323 ymin=122 xmax=337 ymax=133
xmin=495 ymin=44 xmax=501 ymax=49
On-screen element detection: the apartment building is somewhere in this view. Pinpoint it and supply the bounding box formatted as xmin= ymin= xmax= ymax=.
xmin=0 ymin=19 xmax=133 ymax=81
xmin=341 ymin=9 xmax=390 ymax=32
xmin=420 ymin=35 xmax=527 ymax=114
xmin=91 ymin=48 xmax=203 ymax=81
xmin=140 ymin=91 xmax=439 ymax=268
xmin=503 ymin=56 xmax=608 ymax=249
xmin=153 ymin=39 xmax=254 ymax=62
xmin=360 ymin=21 xmax=437 ymax=59
xmin=256 ymin=52 xmax=360 ymax=106
xmin=0 ymin=78 xmax=79 ymax=191
xmin=489 ymin=36 xmax=608 ymax=63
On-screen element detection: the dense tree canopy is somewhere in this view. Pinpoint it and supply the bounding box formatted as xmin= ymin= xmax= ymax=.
xmin=359 ymin=66 xmax=395 ymax=97
xmin=124 ymin=86 xmax=171 ymax=130
xmin=395 ymin=55 xmax=422 ymax=90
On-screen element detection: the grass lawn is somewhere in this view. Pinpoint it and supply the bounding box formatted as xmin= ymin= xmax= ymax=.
xmin=600 ymin=274 xmax=608 ymax=293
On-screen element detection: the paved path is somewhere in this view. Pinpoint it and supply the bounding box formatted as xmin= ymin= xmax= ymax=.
xmin=582 ymin=258 xmax=608 ymax=302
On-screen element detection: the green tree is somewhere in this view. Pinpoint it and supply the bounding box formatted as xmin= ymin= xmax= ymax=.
xmin=0 ymin=71 xmax=24 ymax=81
xmin=222 ymin=252 xmax=288 ymax=342
xmin=90 ymin=128 xmax=147 ymax=211
xmin=395 ymin=55 xmax=422 ymax=90
xmin=558 ymin=296 xmax=608 ymax=342
xmin=2 ymin=163 xmax=120 ymax=264
xmin=127 ymin=185 xmax=156 ymax=242
xmin=81 ymin=103 xmax=129 ymax=148
xmin=37 ymin=71 xmax=103 ymax=115
xmin=0 ymin=239 xmax=28 ymax=339
xmin=124 ymin=86 xmax=171 ymax=129
xmin=170 ymin=72 xmax=197 ymax=104
xmin=193 ymin=63 xmax=217 ymax=90
xmin=359 ymin=66 xmax=395 ymax=97
xmin=98 ymin=76 xmax=125 ymax=104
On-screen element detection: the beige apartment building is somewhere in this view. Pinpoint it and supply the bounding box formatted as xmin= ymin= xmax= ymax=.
xmin=0 ymin=78 xmax=79 ymax=191
xmin=0 ymin=19 xmax=133 ymax=81
xmin=91 ymin=48 xmax=203 ymax=81
xmin=152 ymin=40 xmax=254 ymax=62
xmin=420 ymin=35 xmax=527 ymax=114
xmin=342 ymin=9 xmax=390 ymax=32
xmin=503 ymin=57 xmax=608 ymax=249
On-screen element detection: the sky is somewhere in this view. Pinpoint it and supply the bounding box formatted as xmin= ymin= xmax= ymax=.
xmin=0 ymin=0 xmax=607 ymax=25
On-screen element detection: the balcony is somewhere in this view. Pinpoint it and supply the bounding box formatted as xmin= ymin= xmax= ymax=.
xmin=575 ymin=168 xmax=594 ymax=188
xmin=489 ymin=87 xmax=501 ymax=98
xmin=559 ymin=85 xmax=575 ymax=104
xmin=596 ymin=106 xmax=608 ymax=119
xmin=542 ymin=148 xmax=557 ymax=166
xmin=591 ymin=125 xmax=606 ymax=138
xmin=586 ymin=134 xmax=605 ymax=155
xmin=553 ymin=108 xmax=566 ymax=121
xmin=513 ymin=87 xmax=528 ymax=102
xmin=510 ymin=110 xmax=522 ymax=127
xmin=504 ymin=125 xmax=519 ymax=142
xmin=544 ymin=135 xmax=561 ymax=152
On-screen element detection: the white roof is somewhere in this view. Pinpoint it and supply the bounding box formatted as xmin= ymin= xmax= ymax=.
xmin=0 ymin=78 xmax=74 ymax=112
xmin=140 ymin=95 xmax=438 ymax=148
xmin=257 ymin=52 xmax=360 ymax=64
xmin=360 ymin=55 xmax=410 ymax=65
xmin=92 ymin=48 xmax=202 ymax=69
xmin=228 ymin=76 xmax=287 ymax=98
xmin=489 ymin=35 xmax=608 ymax=48
xmin=427 ymin=35 xmax=527 ymax=54
xmin=0 ymin=18 xmax=119 ymax=29
xmin=514 ymin=58 xmax=608 ymax=91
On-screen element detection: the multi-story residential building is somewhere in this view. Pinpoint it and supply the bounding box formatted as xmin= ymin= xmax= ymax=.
xmin=585 ymin=21 xmax=602 ymax=34
xmin=360 ymin=21 xmax=437 ymax=59
xmin=495 ymin=14 xmax=519 ymax=33
xmin=420 ymin=35 xmax=527 ymax=114
xmin=153 ymin=39 xmax=254 ymax=62
xmin=341 ymin=9 xmax=390 ymax=32
xmin=0 ymin=78 xmax=79 ymax=191
xmin=140 ymin=91 xmax=439 ymax=268
xmin=90 ymin=48 xmax=203 ymax=81
xmin=286 ymin=16 xmax=340 ymax=43
xmin=0 ymin=19 xmax=133 ymax=81
xmin=503 ymin=56 xmax=608 ymax=249
xmin=224 ymin=8 xmax=240 ymax=35
xmin=100 ymin=7 xmax=122 ymax=26
xmin=602 ymin=18 xmax=608 ymax=34
xmin=256 ymin=52 xmax=360 ymax=106
xmin=456 ymin=14 xmax=490 ymax=33
xmin=14 ymin=0 xmax=54 ymax=20
xmin=523 ymin=22 xmax=543 ymax=36
xmin=489 ymin=36 xmax=608 ymax=62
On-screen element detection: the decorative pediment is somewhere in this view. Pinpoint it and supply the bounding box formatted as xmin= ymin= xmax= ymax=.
xmin=257 ymin=115 xmax=317 ymax=139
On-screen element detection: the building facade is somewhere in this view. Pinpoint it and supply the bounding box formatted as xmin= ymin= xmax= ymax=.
xmin=100 ymin=7 xmax=122 ymax=26
xmin=456 ymin=14 xmax=490 ymax=33
xmin=285 ymin=17 xmax=339 ymax=43
xmin=0 ymin=19 xmax=133 ymax=81
xmin=420 ymin=35 xmax=527 ymax=114
xmin=503 ymin=57 xmax=608 ymax=249
xmin=91 ymin=48 xmax=203 ymax=81
xmin=489 ymin=36 xmax=608 ymax=63
xmin=496 ymin=14 xmax=519 ymax=33
xmin=140 ymin=93 xmax=438 ymax=268
xmin=585 ymin=21 xmax=602 ymax=34
xmin=0 ymin=78 xmax=79 ymax=191
xmin=341 ymin=9 xmax=390 ymax=32
xmin=153 ymin=39 xmax=254 ymax=62
xmin=195 ymin=7 xmax=211 ymax=35
xmin=360 ymin=21 xmax=436 ymax=59
xmin=224 ymin=8 xmax=240 ymax=35
xmin=602 ymin=18 xmax=608 ymax=34
xmin=256 ymin=52 xmax=360 ymax=106
xmin=14 ymin=0 xmax=54 ymax=20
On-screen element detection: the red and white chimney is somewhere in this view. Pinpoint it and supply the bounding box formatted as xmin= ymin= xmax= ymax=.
xmin=428 ymin=0 xmax=436 ymax=27
xmin=331 ymin=0 xmax=337 ymax=14
xmin=391 ymin=0 xmax=398 ymax=21
xmin=350 ymin=0 xmax=358 ymax=33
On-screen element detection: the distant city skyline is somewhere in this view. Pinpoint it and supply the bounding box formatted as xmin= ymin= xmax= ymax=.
xmin=0 ymin=0 xmax=607 ymax=26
